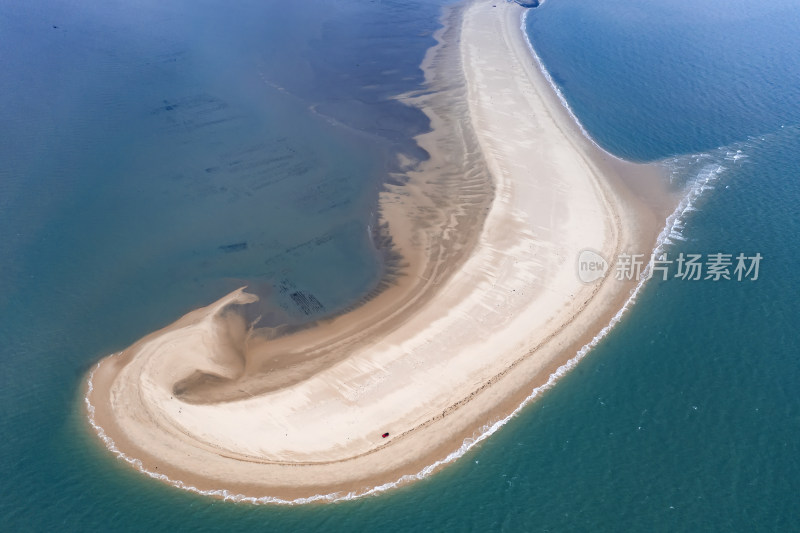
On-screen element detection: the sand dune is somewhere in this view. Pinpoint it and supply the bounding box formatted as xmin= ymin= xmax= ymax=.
xmin=86 ymin=0 xmax=674 ymax=502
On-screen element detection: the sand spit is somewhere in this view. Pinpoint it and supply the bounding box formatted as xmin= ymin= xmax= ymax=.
xmin=85 ymin=0 xmax=675 ymax=502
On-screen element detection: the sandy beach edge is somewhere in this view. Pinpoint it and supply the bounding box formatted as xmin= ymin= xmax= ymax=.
xmin=83 ymin=0 xmax=683 ymax=504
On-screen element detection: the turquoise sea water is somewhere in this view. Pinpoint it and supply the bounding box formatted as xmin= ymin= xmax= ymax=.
xmin=2 ymin=0 xmax=799 ymax=530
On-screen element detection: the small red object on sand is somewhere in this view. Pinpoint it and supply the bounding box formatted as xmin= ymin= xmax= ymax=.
xmin=382 ymin=432 xmax=389 ymax=438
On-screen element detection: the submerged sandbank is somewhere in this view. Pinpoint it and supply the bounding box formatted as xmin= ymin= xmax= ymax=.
xmin=85 ymin=0 xmax=676 ymax=502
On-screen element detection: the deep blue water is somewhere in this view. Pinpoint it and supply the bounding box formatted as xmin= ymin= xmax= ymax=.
xmin=2 ymin=0 xmax=799 ymax=531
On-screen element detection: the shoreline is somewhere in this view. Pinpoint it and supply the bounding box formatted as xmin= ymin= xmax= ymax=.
xmin=85 ymin=0 xmax=677 ymax=503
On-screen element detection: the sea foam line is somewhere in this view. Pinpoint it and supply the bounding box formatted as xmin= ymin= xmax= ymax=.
xmin=82 ymin=8 xmax=733 ymax=507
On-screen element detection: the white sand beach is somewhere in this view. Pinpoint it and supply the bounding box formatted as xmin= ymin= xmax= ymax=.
xmin=86 ymin=0 xmax=674 ymax=501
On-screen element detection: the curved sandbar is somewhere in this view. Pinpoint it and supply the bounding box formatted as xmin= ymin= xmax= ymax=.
xmin=86 ymin=0 xmax=675 ymax=502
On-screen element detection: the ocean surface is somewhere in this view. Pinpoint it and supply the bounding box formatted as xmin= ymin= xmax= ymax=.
xmin=2 ymin=0 xmax=799 ymax=530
